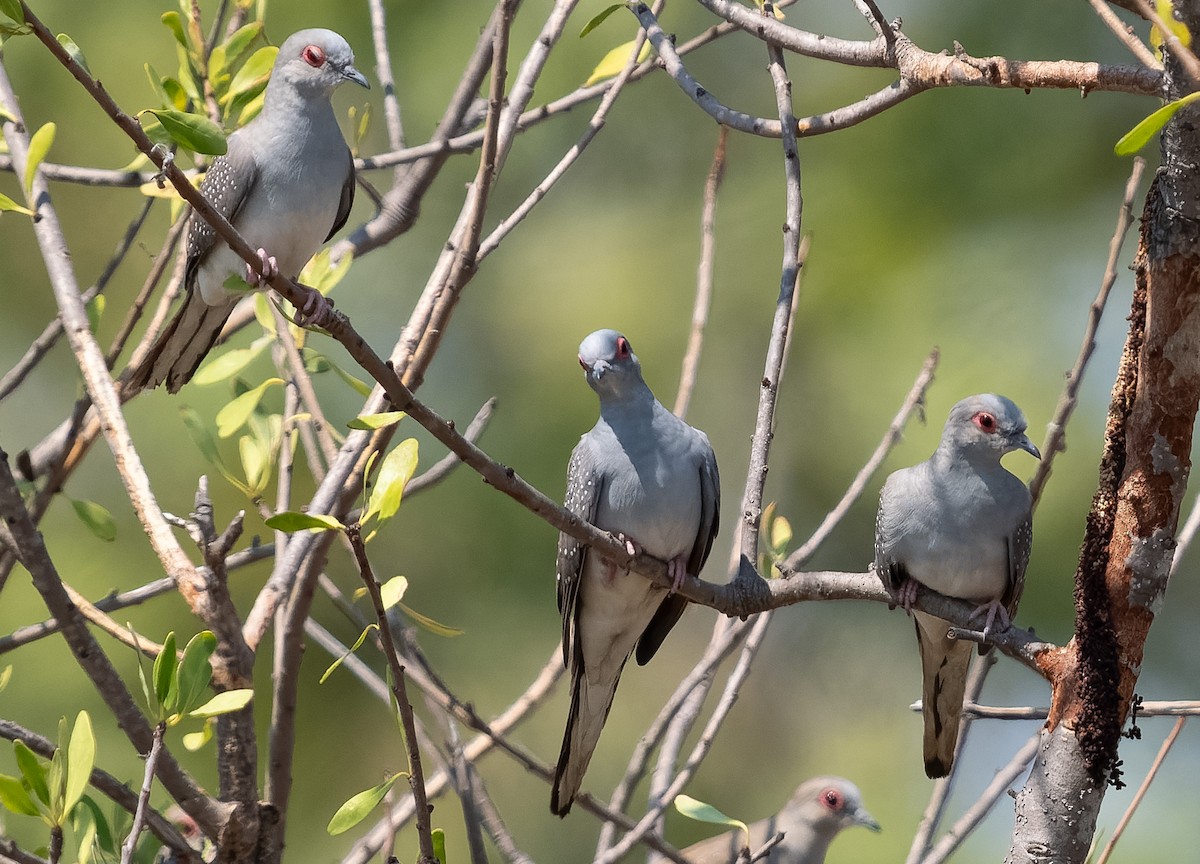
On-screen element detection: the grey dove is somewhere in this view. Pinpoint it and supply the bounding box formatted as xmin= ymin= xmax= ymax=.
xmin=127 ymin=29 xmax=368 ymax=393
xmin=552 ymin=329 xmax=720 ymax=816
xmin=681 ymin=776 xmax=880 ymax=864
xmin=874 ymin=393 xmax=1039 ymax=778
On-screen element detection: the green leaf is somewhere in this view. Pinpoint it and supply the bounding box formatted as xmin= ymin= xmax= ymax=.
xmin=363 ymin=439 xmax=419 ymax=527
xmin=0 ymin=0 xmax=25 ymax=25
xmin=85 ymin=294 xmax=105 ymax=335
xmin=174 ymin=631 xmax=216 ymax=715
xmin=143 ymin=63 xmax=171 ymax=107
xmin=585 ymin=39 xmax=651 ymax=86
xmin=24 ymin=122 xmax=56 ymax=197
xmin=182 ymin=719 xmax=213 ymax=751
xmin=179 ymin=406 xmax=242 ymax=493
xmin=193 ymin=336 xmax=271 ymax=385
xmin=221 ymin=21 xmax=264 ymax=69
xmin=47 ymin=734 xmax=65 ymax=822
xmin=297 ymin=247 xmax=354 ymax=296
xmin=71 ymin=794 xmax=99 ymax=864
xmin=1151 ymin=0 xmax=1191 ymax=51
xmin=0 ymin=773 xmax=41 ymax=816
xmin=0 ymin=191 xmax=34 ymax=216
xmin=0 ymin=664 xmax=11 ymax=691
xmin=432 ymin=827 xmax=447 ymax=864
xmin=222 ymin=45 xmax=277 ymax=107
xmin=1115 ymin=90 xmax=1200 ymax=156
xmin=139 ymin=109 xmax=227 ymax=156
xmin=327 ymin=774 xmax=403 ymax=835
xmin=674 ymin=794 xmax=748 ymax=839
xmin=215 ymin=377 xmax=283 ymax=438
xmin=13 ymin=740 xmax=49 ymax=806
xmin=319 ymin=624 xmax=378 ymax=684
xmin=0 ymin=0 xmax=29 ymax=36
xmin=69 ymin=499 xmax=117 ymax=542
xmin=265 ymin=510 xmax=346 ymax=533
xmin=63 ymin=711 xmax=95 ymax=816
xmin=160 ymin=11 xmax=187 ymax=47
xmin=153 ymin=631 xmax=178 ymax=712
xmin=769 ymin=513 xmax=792 ymax=559
xmin=348 ymin=411 xmax=406 ymax=431
xmin=185 ymin=688 xmax=253 ymax=719
xmin=56 ymin=33 xmax=90 ymax=75
xmin=76 ymin=795 xmax=114 ymax=855
xmin=580 ymin=4 xmax=626 ymax=39
xmin=396 ymin=600 xmax=465 ymax=639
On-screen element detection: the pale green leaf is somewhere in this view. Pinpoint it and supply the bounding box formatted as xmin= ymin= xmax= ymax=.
xmin=182 ymin=719 xmax=213 ymax=751
xmin=69 ymin=499 xmax=117 ymax=542
xmin=178 ymin=405 xmax=225 ymax=468
xmin=193 ymin=335 xmax=271 ymax=385
xmin=215 ymin=377 xmax=282 ymax=438
xmin=396 ymin=600 xmax=465 ymax=638
xmin=139 ymin=109 xmax=227 ymax=155
xmin=265 ymin=511 xmax=345 ymax=533
xmin=580 ymin=4 xmax=625 ymax=39
xmin=175 ymin=631 xmax=216 ymax=715
xmin=238 ymin=433 xmax=270 ymax=496
xmin=297 ymin=247 xmax=354 ymax=296
xmin=348 ymin=411 xmax=406 ymax=430
xmin=24 ymin=122 xmax=56 ymax=197
xmin=13 ymin=740 xmax=49 ymax=806
xmin=319 ymin=624 xmax=378 ymax=684
xmin=363 ymin=439 xmax=419 ymax=527
xmin=160 ymin=11 xmax=187 ymax=47
xmin=0 ymin=0 xmax=26 ymax=26
xmin=63 ymin=711 xmax=95 ymax=816
xmin=327 ymin=774 xmax=403 ymax=835
xmin=56 ymin=33 xmax=90 ymax=75
xmin=674 ymin=794 xmax=748 ymax=838
xmin=379 ymin=576 xmax=409 ymax=610
xmin=223 ymin=45 xmax=277 ymax=106
xmin=85 ymin=294 xmax=105 ymax=335
xmin=186 ymin=688 xmax=253 ymax=719
xmin=0 ymin=664 xmax=11 ymax=691
xmin=0 ymin=191 xmax=34 ymax=216
xmin=1115 ymin=91 xmax=1200 ymax=156
xmin=221 ymin=21 xmax=265 ymax=68
xmin=0 ymin=773 xmax=41 ymax=817
xmin=585 ymin=39 xmax=651 ymax=86
xmin=769 ymin=514 xmax=792 ymax=556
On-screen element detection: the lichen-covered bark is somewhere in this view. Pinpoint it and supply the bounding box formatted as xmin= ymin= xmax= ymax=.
xmin=1008 ymin=4 xmax=1200 ymax=861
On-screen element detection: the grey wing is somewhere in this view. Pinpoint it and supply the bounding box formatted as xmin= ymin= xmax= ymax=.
xmin=1003 ymin=512 xmax=1033 ymax=617
xmin=324 ymin=148 xmax=356 ymax=242
xmin=556 ymin=440 xmax=603 ymax=669
xmin=185 ymin=135 xmax=258 ymax=284
xmin=635 ymin=435 xmax=720 ymax=666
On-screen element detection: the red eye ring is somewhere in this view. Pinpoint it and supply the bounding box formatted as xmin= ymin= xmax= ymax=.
xmin=973 ymin=412 xmax=997 ymax=433
xmin=302 ymin=45 xmax=326 ymax=68
xmin=615 ymin=337 xmax=631 ymax=359
xmin=821 ymin=788 xmax=843 ymax=810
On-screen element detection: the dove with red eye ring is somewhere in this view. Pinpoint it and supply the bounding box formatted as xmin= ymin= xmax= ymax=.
xmin=680 ymin=776 xmax=881 ymax=864
xmin=874 ymin=393 xmax=1039 ymax=778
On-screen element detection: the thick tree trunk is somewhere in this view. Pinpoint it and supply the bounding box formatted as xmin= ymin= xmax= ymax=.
xmin=1008 ymin=3 xmax=1200 ymax=861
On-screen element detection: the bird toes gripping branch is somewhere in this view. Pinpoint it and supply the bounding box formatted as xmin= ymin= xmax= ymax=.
xmin=895 ymin=577 xmax=919 ymax=614
xmin=291 ymin=283 xmax=337 ymax=329
xmin=244 ymin=247 xmax=279 ymax=287
xmin=968 ymin=598 xmax=1011 ymax=640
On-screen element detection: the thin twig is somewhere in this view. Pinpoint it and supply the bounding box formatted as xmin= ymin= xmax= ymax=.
xmin=945 ymin=700 xmax=1200 ymax=720
xmin=1086 ymin=0 xmax=1162 ymax=68
xmin=1127 ymin=0 xmax=1200 ymax=84
xmin=1029 ymin=158 xmax=1146 ymax=507
xmin=1093 ymin=717 xmax=1187 ymax=864
xmin=347 ymin=526 xmax=438 ymax=863
xmin=923 ymin=732 xmax=1041 ymax=864
xmin=121 ymin=722 xmax=166 ymax=864
xmin=674 ymin=127 xmax=728 ymax=419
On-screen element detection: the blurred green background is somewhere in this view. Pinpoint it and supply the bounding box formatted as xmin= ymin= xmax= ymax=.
xmin=1 ymin=0 xmax=1197 ymax=861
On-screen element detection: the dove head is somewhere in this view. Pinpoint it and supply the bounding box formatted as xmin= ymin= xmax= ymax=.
xmin=789 ymin=776 xmax=881 ymax=837
xmin=577 ymin=329 xmax=646 ymax=400
xmin=270 ymin=29 xmax=369 ymax=101
xmin=940 ymin=393 xmax=1041 ymax=462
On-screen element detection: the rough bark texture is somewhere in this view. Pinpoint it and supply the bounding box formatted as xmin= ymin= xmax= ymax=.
xmin=1008 ymin=3 xmax=1200 ymax=860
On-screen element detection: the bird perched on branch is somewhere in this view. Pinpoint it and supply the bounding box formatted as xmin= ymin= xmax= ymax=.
xmin=126 ymin=28 xmax=368 ymax=393
xmin=874 ymin=393 xmax=1039 ymax=778
xmin=552 ymin=329 xmax=720 ymax=816
xmin=681 ymin=776 xmax=880 ymax=864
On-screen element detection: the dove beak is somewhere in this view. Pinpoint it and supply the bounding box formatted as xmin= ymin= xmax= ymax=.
xmin=1013 ymin=432 xmax=1041 ymax=459
xmin=342 ymin=64 xmax=370 ymax=89
xmin=852 ymin=807 xmax=882 ymax=832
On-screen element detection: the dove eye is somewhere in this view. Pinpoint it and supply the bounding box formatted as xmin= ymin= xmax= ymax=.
xmin=973 ymin=412 xmax=997 ymax=433
xmin=302 ymin=45 xmax=326 ymax=68
xmin=615 ymin=337 xmax=631 ymax=359
xmin=821 ymin=788 xmax=843 ymax=811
